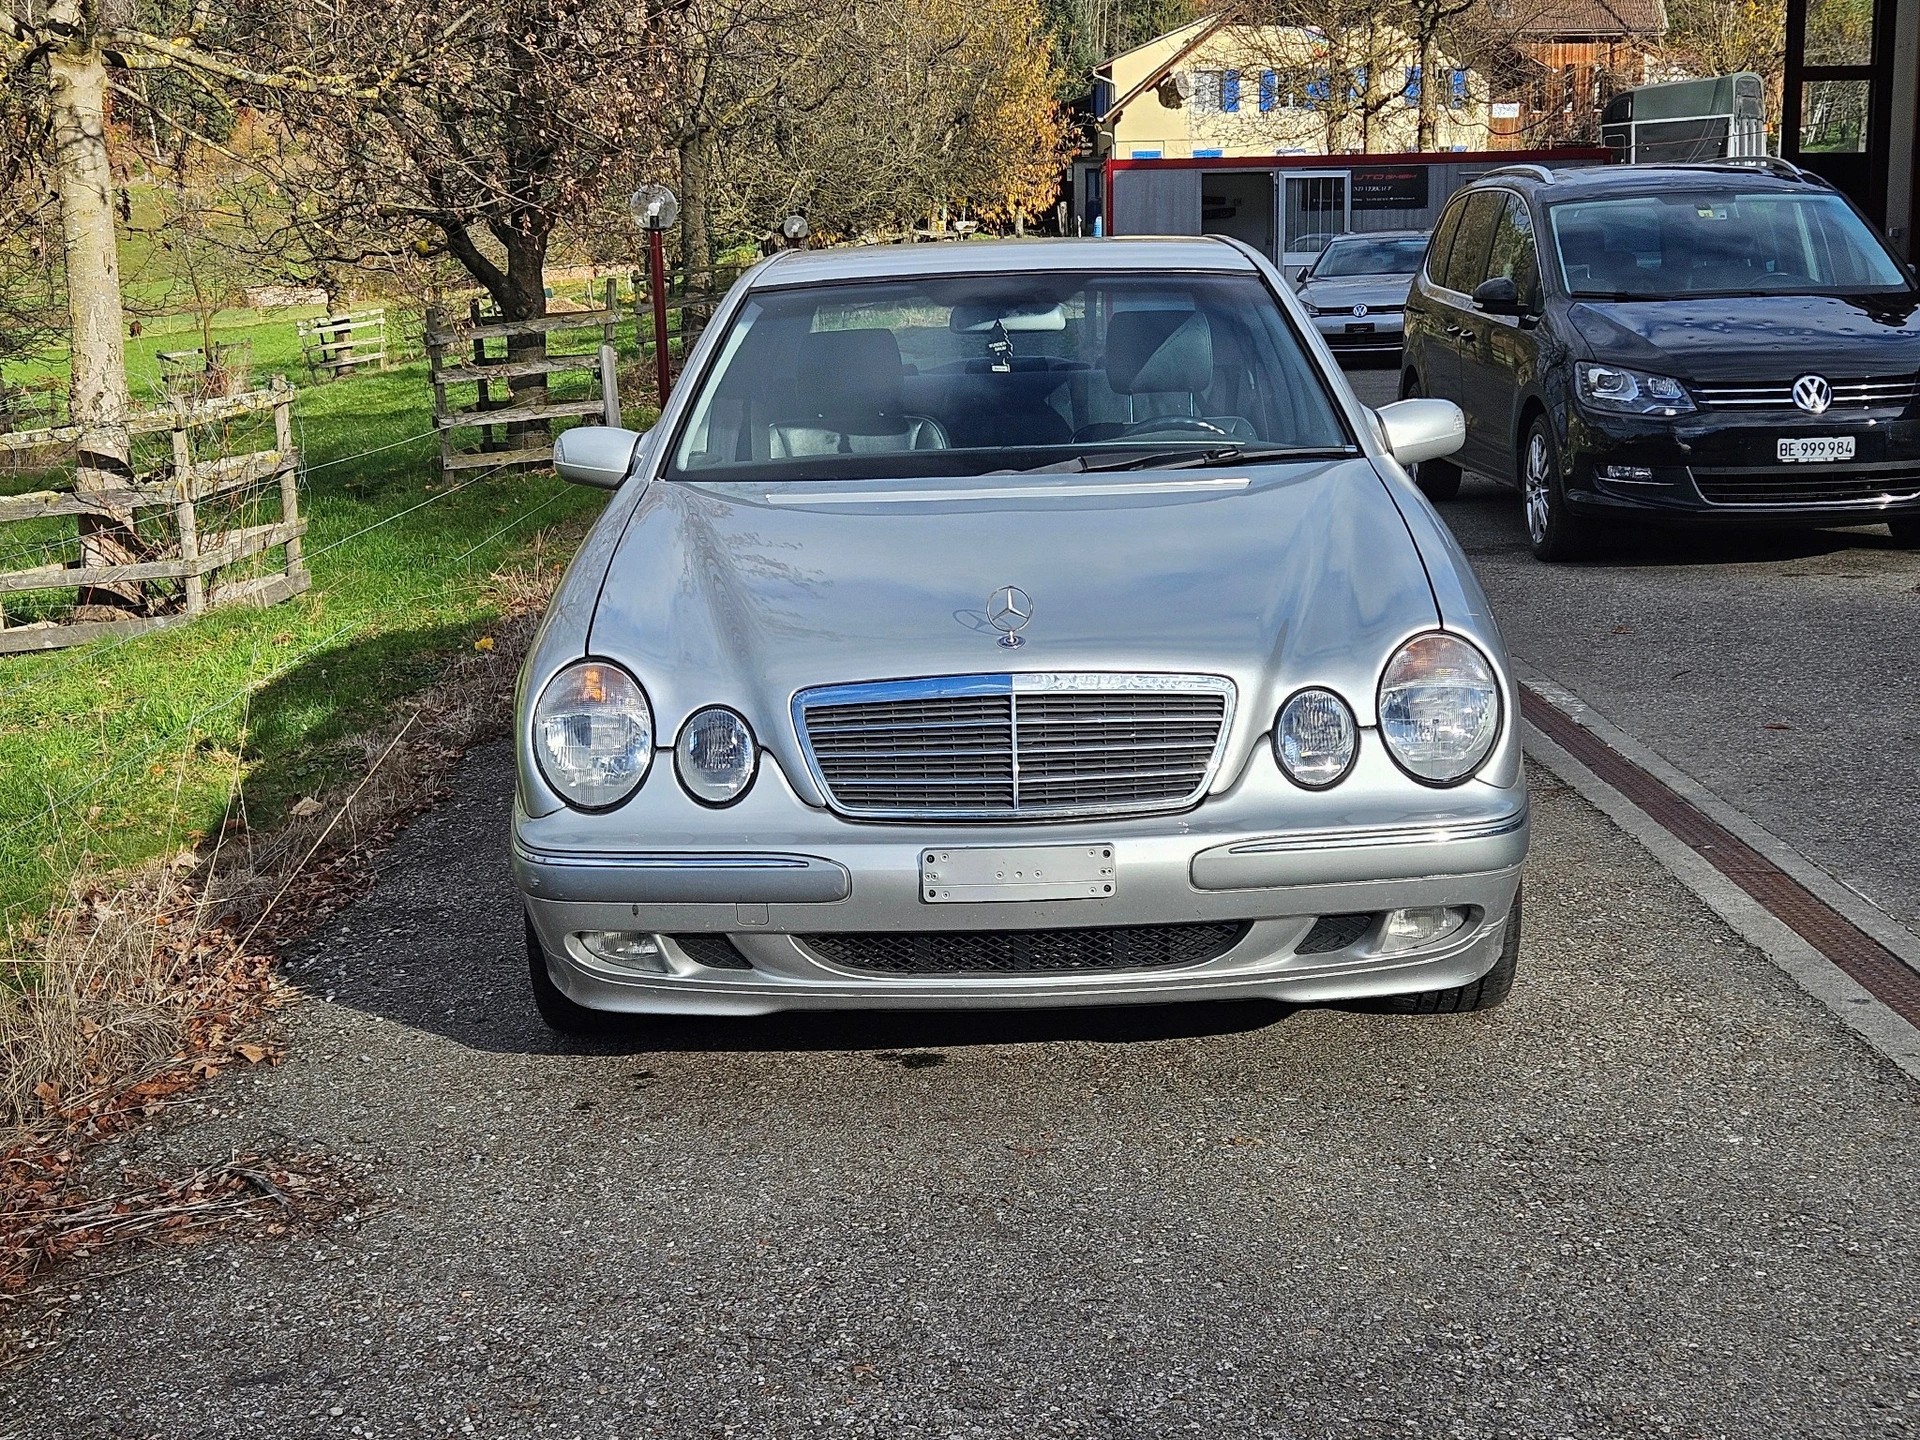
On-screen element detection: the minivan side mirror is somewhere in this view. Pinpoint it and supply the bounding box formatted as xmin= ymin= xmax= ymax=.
xmin=553 ymin=426 xmax=644 ymax=489
xmin=1375 ymin=398 xmax=1465 ymax=467
xmin=1471 ymin=276 xmax=1523 ymax=314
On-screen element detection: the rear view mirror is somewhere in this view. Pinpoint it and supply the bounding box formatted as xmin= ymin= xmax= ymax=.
xmin=950 ymin=303 xmax=1068 ymax=333
xmin=1375 ymin=399 xmax=1465 ymax=468
xmin=553 ymin=426 xmax=643 ymax=489
xmin=1471 ymin=276 xmax=1522 ymax=313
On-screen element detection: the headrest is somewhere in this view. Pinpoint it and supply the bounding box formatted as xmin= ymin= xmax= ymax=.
xmin=1105 ymin=310 xmax=1214 ymax=395
xmin=794 ymin=328 xmax=906 ymax=423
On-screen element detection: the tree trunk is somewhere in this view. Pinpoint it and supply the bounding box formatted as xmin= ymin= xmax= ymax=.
xmin=1416 ymin=27 xmax=1441 ymax=152
xmin=47 ymin=29 xmax=144 ymax=615
xmin=499 ymin=231 xmax=550 ymax=450
xmin=679 ymin=128 xmax=715 ymax=345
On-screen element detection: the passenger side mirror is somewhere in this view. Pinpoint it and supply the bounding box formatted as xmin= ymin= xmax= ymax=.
xmin=1471 ymin=276 xmax=1523 ymax=314
xmin=553 ymin=425 xmax=644 ymax=489
xmin=1375 ymin=399 xmax=1465 ymax=468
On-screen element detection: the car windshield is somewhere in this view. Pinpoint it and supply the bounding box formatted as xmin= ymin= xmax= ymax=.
xmin=1548 ymin=190 xmax=1911 ymax=299
xmin=1310 ymin=236 xmax=1430 ymax=277
xmin=666 ymin=270 xmax=1353 ymax=481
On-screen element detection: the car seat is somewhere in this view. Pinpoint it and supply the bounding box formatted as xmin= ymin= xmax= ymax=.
xmin=770 ymin=329 xmax=950 ymax=457
xmin=1074 ymin=310 xmax=1256 ymax=442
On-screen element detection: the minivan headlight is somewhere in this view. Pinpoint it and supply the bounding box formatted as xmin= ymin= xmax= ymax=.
xmin=532 ymin=660 xmax=655 ymax=809
xmin=1575 ymin=362 xmax=1695 ymax=416
xmin=1275 ymin=688 xmax=1358 ymax=788
xmin=675 ymin=706 xmax=757 ymax=805
xmin=1377 ymin=634 xmax=1500 ymax=786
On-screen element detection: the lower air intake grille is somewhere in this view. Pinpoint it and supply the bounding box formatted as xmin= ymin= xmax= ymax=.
xmin=1692 ymin=463 xmax=1920 ymax=506
xmin=799 ymin=922 xmax=1250 ymax=976
xmin=669 ymin=934 xmax=753 ymax=970
xmin=1297 ymin=913 xmax=1376 ymax=954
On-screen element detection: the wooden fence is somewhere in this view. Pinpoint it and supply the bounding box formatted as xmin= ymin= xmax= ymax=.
xmin=425 ymin=282 xmax=622 ymax=479
xmin=0 ymin=384 xmax=308 ymax=656
xmin=297 ymin=309 xmax=389 ymax=383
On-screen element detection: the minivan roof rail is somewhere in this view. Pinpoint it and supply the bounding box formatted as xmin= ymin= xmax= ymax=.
xmin=1482 ymin=163 xmax=1555 ymax=184
xmin=1680 ymin=156 xmax=1830 ymax=186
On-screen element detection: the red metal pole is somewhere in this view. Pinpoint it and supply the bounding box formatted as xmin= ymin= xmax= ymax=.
xmin=648 ymin=227 xmax=672 ymax=404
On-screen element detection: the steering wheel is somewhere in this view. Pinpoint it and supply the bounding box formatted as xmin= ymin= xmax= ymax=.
xmin=1116 ymin=416 xmax=1231 ymax=438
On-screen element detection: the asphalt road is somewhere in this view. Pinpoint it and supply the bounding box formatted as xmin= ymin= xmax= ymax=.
xmin=7 ymin=742 xmax=1920 ymax=1439
xmin=1348 ymin=364 xmax=1920 ymax=930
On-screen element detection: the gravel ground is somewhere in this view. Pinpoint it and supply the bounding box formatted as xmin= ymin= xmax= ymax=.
xmin=4 ymin=744 xmax=1918 ymax=1440
xmin=1347 ymin=363 xmax=1920 ymax=929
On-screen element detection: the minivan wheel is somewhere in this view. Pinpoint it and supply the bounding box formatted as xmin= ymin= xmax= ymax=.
xmin=1522 ymin=419 xmax=1591 ymax=561
xmin=1890 ymin=518 xmax=1920 ymax=548
xmin=1401 ymin=376 xmax=1462 ymax=501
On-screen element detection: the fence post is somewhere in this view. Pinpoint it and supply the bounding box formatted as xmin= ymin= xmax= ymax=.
xmin=599 ymin=279 xmax=621 ymax=426
xmin=274 ymin=385 xmax=305 ymax=584
xmin=426 ymin=305 xmax=452 ymax=481
xmin=470 ymin=297 xmax=500 ymax=453
xmin=172 ymin=412 xmax=205 ymax=617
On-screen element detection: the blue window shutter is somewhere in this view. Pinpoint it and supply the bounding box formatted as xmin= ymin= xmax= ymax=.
xmin=1260 ymin=70 xmax=1277 ymax=112
xmin=1223 ymin=70 xmax=1241 ymax=112
xmin=1194 ymin=148 xmax=1225 ymax=157
xmin=1450 ymin=69 xmax=1468 ymax=107
xmin=1348 ymin=66 xmax=1367 ymax=102
xmin=1306 ymin=72 xmax=1329 ymax=109
xmin=1405 ymin=66 xmax=1420 ymax=105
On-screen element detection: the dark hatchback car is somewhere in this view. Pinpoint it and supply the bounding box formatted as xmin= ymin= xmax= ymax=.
xmin=1401 ymin=160 xmax=1920 ymax=559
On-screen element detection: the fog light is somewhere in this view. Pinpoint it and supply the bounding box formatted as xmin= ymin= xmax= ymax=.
xmin=577 ymin=931 xmax=669 ymax=973
xmin=1379 ymin=906 xmax=1470 ymax=954
xmin=1600 ymin=464 xmax=1656 ymax=483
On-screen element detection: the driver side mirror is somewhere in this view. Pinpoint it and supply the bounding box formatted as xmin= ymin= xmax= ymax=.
xmin=1375 ymin=398 xmax=1465 ymax=467
xmin=553 ymin=425 xmax=645 ymax=489
xmin=1471 ymin=276 xmax=1524 ymax=314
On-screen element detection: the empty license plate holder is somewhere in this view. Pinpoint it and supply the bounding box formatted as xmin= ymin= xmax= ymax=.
xmin=921 ymin=844 xmax=1116 ymax=903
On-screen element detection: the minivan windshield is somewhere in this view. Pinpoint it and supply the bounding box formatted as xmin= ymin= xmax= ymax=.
xmin=1548 ymin=191 xmax=1911 ymax=299
xmin=1309 ymin=236 xmax=1430 ymax=277
xmin=666 ymin=271 xmax=1352 ymax=481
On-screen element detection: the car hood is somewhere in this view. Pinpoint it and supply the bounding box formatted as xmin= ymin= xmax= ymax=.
xmin=587 ymin=461 xmax=1440 ymax=805
xmin=1297 ymin=274 xmax=1414 ymax=309
xmin=1567 ymin=292 xmax=1920 ymax=381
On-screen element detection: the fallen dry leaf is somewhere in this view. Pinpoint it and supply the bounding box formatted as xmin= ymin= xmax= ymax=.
xmin=289 ymin=797 xmax=325 ymax=819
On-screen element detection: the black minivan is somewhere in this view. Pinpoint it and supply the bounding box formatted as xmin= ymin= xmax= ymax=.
xmin=1401 ymin=160 xmax=1920 ymax=560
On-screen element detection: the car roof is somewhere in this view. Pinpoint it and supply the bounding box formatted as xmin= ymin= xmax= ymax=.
xmin=1472 ymin=162 xmax=1826 ymax=202
xmin=749 ymin=236 xmax=1258 ymax=288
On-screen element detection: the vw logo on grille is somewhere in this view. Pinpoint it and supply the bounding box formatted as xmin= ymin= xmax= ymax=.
xmin=1792 ymin=374 xmax=1833 ymax=415
xmin=1351 ymin=303 xmax=1369 ymax=318
xmin=986 ymin=586 xmax=1033 ymax=649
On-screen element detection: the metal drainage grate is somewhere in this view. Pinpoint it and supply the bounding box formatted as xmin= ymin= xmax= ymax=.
xmin=669 ymin=934 xmax=753 ymax=970
xmin=798 ymin=922 xmax=1250 ymax=976
xmin=1298 ymin=913 xmax=1376 ymax=954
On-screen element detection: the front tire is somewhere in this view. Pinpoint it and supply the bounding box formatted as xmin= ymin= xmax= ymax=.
xmin=1363 ymin=890 xmax=1523 ymax=1015
xmin=1401 ymin=376 xmax=1462 ymax=501
xmin=526 ymin=912 xmax=624 ymax=1036
xmin=1521 ymin=417 xmax=1591 ymax=561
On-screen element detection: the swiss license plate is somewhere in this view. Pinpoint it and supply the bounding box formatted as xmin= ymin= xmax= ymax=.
xmin=920 ymin=844 xmax=1115 ymax=904
xmin=1344 ymin=322 xmax=1376 ymax=334
xmin=1777 ymin=435 xmax=1855 ymax=463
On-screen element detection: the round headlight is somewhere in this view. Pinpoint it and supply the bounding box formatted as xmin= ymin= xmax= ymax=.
xmin=675 ymin=706 xmax=757 ymax=805
xmin=1377 ymin=633 xmax=1500 ymax=785
xmin=532 ymin=660 xmax=654 ymax=810
xmin=1275 ymin=688 xmax=1358 ymax=788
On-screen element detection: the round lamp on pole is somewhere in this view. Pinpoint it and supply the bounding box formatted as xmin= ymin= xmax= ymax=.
xmin=629 ymin=185 xmax=679 ymax=403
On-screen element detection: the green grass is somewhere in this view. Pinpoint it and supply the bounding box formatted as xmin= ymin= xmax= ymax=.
xmin=0 ymin=352 xmax=628 ymax=923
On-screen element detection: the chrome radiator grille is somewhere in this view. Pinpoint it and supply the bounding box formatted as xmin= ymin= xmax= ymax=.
xmin=793 ymin=673 xmax=1235 ymax=820
xmin=1693 ymin=377 xmax=1920 ymax=411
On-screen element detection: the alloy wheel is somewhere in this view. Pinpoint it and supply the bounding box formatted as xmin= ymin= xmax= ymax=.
xmin=1524 ymin=432 xmax=1552 ymax=546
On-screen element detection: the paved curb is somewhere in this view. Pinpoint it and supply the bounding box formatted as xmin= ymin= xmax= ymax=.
xmin=1513 ymin=660 xmax=1920 ymax=1084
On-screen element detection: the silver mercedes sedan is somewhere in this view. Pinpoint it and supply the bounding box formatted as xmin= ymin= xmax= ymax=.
xmin=512 ymin=237 xmax=1527 ymax=1032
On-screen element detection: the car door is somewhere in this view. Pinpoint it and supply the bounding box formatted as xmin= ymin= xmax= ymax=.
xmin=1406 ymin=196 xmax=1469 ymax=401
xmin=1457 ymin=193 xmax=1543 ymax=483
xmin=1436 ymin=192 xmax=1504 ymax=471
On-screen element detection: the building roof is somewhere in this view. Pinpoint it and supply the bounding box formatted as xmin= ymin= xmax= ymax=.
xmin=1486 ymin=0 xmax=1668 ymax=39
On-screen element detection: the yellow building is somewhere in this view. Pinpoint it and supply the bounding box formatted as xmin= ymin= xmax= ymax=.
xmin=1095 ymin=16 xmax=1492 ymax=160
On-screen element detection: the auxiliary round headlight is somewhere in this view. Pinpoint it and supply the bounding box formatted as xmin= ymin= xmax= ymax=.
xmin=1377 ymin=633 xmax=1500 ymax=785
xmin=675 ymin=706 xmax=757 ymax=805
xmin=532 ymin=660 xmax=654 ymax=810
xmin=1275 ymin=688 xmax=1358 ymax=788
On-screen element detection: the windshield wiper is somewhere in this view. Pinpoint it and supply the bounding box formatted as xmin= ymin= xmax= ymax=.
xmin=1015 ymin=444 xmax=1356 ymax=475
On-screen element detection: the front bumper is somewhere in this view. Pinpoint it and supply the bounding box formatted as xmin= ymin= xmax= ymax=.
xmin=1565 ymin=404 xmax=1920 ymax=523
xmin=515 ymin=753 xmax=1528 ymax=1016
xmin=1312 ymin=312 xmax=1404 ymax=352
